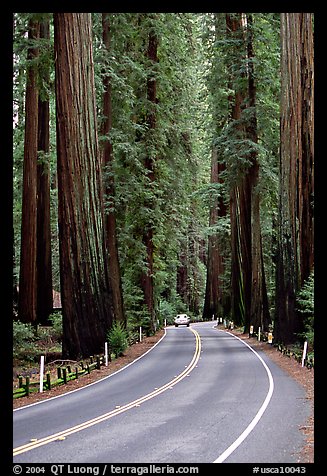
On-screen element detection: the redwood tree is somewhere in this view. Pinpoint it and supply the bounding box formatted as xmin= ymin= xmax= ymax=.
xmin=225 ymin=13 xmax=270 ymax=332
xmin=37 ymin=18 xmax=53 ymax=325
xmin=202 ymin=148 xmax=220 ymax=320
xmin=101 ymin=13 xmax=125 ymax=326
xmin=275 ymin=13 xmax=314 ymax=343
xmin=18 ymin=18 xmax=39 ymax=323
xmin=54 ymin=13 xmax=113 ymax=358
xmin=139 ymin=15 xmax=158 ymax=333
xmin=226 ymin=13 xmax=252 ymax=328
xmin=246 ymin=14 xmax=270 ymax=333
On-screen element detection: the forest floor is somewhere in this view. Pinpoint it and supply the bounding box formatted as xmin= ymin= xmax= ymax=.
xmin=13 ymin=325 xmax=314 ymax=463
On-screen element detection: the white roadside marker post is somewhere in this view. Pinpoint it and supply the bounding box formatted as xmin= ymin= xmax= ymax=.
xmin=105 ymin=342 xmax=108 ymax=367
xmin=258 ymin=327 xmax=261 ymax=342
xmin=139 ymin=326 xmax=142 ymax=342
xmin=40 ymin=355 xmax=45 ymax=393
xmin=301 ymin=341 xmax=308 ymax=367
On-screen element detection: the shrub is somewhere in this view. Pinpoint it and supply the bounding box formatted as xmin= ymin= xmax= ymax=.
xmin=296 ymin=270 xmax=314 ymax=348
xmin=107 ymin=321 xmax=128 ymax=358
xmin=13 ymin=320 xmax=35 ymax=358
xmin=48 ymin=313 xmax=63 ymax=341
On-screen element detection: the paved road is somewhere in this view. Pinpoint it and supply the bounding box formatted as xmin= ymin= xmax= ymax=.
xmin=13 ymin=322 xmax=309 ymax=463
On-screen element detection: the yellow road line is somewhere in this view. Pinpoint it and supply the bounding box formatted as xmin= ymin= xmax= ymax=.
xmin=13 ymin=327 xmax=201 ymax=456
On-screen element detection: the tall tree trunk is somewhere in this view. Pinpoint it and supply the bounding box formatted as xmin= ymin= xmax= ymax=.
xmin=298 ymin=14 xmax=314 ymax=286
xmin=203 ymin=13 xmax=230 ymax=322
xmin=237 ymin=165 xmax=252 ymax=329
xmin=37 ymin=19 xmax=53 ymax=325
xmin=226 ymin=13 xmax=251 ymax=328
xmin=177 ymin=245 xmax=188 ymax=305
xmin=275 ymin=13 xmax=314 ymax=343
xmin=202 ymin=147 xmax=222 ymax=320
xmin=246 ymin=14 xmax=271 ymax=333
xmin=54 ymin=13 xmax=113 ymax=358
xmin=140 ymin=19 xmax=158 ymax=333
xmin=101 ymin=13 xmax=125 ymax=327
xmin=18 ymin=18 xmax=39 ymax=324
xmin=229 ymin=188 xmax=244 ymax=324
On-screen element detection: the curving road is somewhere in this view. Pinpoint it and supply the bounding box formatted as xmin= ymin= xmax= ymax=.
xmin=13 ymin=322 xmax=309 ymax=463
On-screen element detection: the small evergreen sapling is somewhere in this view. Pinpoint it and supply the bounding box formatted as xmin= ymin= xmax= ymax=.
xmin=107 ymin=321 xmax=128 ymax=358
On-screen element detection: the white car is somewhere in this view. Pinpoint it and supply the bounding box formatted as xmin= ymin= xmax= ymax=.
xmin=174 ymin=314 xmax=191 ymax=327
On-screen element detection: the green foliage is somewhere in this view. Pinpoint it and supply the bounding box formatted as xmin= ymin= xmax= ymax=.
xmin=158 ymin=296 xmax=187 ymax=325
xmin=13 ymin=316 xmax=63 ymax=362
xmin=107 ymin=321 xmax=129 ymax=358
xmin=13 ymin=320 xmax=35 ymax=358
xmin=296 ymin=271 xmax=314 ymax=347
xmin=48 ymin=313 xmax=63 ymax=341
xmin=13 ymin=13 xmax=295 ymax=357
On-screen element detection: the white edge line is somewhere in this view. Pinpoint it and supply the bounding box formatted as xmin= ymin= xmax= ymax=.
xmin=14 ymin=328 xmax=167 ymax=412
xmin=213 ymin=330 xmax=275 ymax=463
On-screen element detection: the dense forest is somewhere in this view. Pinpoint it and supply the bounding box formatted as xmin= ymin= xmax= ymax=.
xmin=13 ymin=13 xmax=314 ymax=360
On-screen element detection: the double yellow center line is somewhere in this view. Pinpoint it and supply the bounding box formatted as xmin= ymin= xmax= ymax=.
xmin=13 ymin=327 xmax=201 ymax=456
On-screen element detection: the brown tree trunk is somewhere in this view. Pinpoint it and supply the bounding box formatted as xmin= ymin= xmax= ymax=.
xmin=101 ymin=13 xmax=125 ymax=327
xmin=18 ymin=19 xmax=39 ymax=324
xmin=246 ymin=14 xmax=271 ymax=333
xmin=275 ymin=13 xmax=314 ymax=343
xmin=140 ymin=20 xmax=158 ymax=333
xmin=54 ymin=13 xmax=113 ymax=358
xmin=237 ymin=166 xmax=252 ymax=329
xmin=298 ymin=14 xmax=314 ymax=286
xmin=226 ymin=13 xmax=251 ymax=328
xmin=202 ymin=148 xmax=222 ymax=320
xmin=37 ymin=19 xmax=53 ymax=325
xmin=203 ymin=14 xmax=230 ymax=322
xmin=177 ymin=246 xmax=188 ymax=305
xmin=229 ymin=187 xmax=244 ymax=324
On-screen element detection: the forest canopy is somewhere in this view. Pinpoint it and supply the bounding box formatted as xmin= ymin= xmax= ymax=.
xmin=13 ymin=13 xmax=314 ymax=359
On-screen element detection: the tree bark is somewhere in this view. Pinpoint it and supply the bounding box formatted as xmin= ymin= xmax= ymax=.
xmin=140 ymin=19 xmax=158 ymax=333
xmin=202 ymin=148 xmax=222 ymax=320
xmin=18 ymin=19 xmax=39 ymax=324
xmin=37 ymin=19 xmax=53 ymax=325
xmin=298 ymin=14 xmax=314 ymax=286
xmin=101 ymin=13 xmax=125 ymax=327
xmin=275 ymin=13 xmax=314 ymax=343
xmin=54 ymin=13 xmax=113 ymax=358
xmin=246 ymin=14 xmax=271 ymax=333
xmin=226 ymin=13 xmax=251 ymax=328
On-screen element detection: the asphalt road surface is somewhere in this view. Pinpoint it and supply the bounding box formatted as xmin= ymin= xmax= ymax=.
xmin=13 ymin=322 xmax=310 ymax=463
